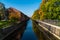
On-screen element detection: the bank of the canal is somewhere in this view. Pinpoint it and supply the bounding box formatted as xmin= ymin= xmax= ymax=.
xmin=21 ymin=20 xmax=38 ymax=40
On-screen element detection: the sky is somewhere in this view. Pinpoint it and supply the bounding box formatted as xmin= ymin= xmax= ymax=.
xmin=0 ymin=0 xmax=42 ymax=17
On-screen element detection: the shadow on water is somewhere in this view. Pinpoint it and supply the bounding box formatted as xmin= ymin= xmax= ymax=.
xmin=2 ymin=21 xmax=28 ymax=40
xmin=21 ymin=20 xmax=38 ymax=40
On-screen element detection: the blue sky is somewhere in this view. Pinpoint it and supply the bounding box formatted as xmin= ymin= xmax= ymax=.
xmin=0 ymin=0 xmax=42 ymax=17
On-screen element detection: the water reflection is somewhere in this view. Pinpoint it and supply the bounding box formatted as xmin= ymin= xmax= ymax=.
xmin=2 ymin=21 xmax=28 ymax=40
xmin=32 ymin=20 xmax=49 ymax=40
xmin=21 ymin=20 xmax=38 ymax=40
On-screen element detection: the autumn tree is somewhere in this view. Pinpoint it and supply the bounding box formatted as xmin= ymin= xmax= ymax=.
xmin=8 ymin=8 xmax=21 ymax=22
xmin=32 ymin=10 xmax=40 ymax=20
xmin=32 ymin=0 xmax=60 ymax=20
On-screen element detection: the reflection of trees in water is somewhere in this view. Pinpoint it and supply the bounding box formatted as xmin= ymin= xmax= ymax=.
xmin=20 ymin=21 xmax=28 ymax=39
xmin=15 ymin=21 xmax=28 ymax=40
xmin=4 ymin=21 xmax=28 ymax=40
xmin=32 ymin=21 xmax=48 ymax=40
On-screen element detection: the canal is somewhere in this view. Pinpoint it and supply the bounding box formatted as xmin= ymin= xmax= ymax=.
xmin=21 ymin=20 xmax=38 ymax=40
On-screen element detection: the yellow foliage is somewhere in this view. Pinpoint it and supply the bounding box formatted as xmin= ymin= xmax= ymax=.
xmin=39 ymin=10 xmax=44 ymax=20
xmin=8 ymin=8 xmax=21 ymax=20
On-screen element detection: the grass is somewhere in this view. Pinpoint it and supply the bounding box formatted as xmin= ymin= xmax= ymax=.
xmin=0 ymin=20 xmax=12 ymax=28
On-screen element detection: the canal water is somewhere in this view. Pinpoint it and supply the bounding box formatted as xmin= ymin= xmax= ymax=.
xmin=21 ymin=20 xmax=38 ymax=40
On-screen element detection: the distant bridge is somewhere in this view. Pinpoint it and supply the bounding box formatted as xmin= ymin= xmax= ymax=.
xmin=33 ymin=20 xmax=60 ymax=40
